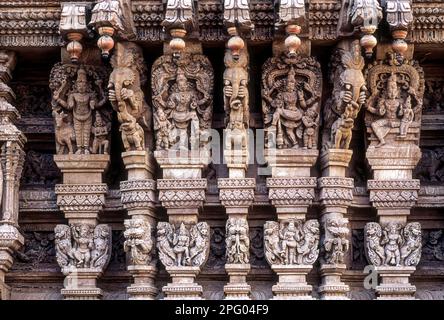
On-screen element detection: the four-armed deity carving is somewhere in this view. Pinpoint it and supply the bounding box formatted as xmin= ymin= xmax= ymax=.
xmin=54 ymin=224 xmax=112 ymax=270
xmin=364 ymin=222 xmax=422 ymax=267
xmin=365 ymin=53 xmax=424 ymax=148
xmin=156 ymin=222 xmax=210 ymax=268
xmin=262 ymin=53 xmax=322 ymax=149
xmin=152 ymin=54 xmax=213 ymax=151
xmin=49 ymin=64 xmax=111 ymax=155
xmin=264 ymin=219 xmax=320 ymax=265
xmin=322 ymin=40 xmax=366 ymax=150
xmin=226 ymin=217 xmax=250 ymax=264
xmin=124 ymin=219 xmax=154 ymax=266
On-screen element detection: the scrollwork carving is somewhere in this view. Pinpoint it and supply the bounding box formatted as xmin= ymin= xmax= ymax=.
xmin=264 ymin=219 xmax=319 ymax=266
xmin=223 ymin=0 xmax=253 ymax=32
xmin=54 ymin=223 xmax=112 ymax=270
xmin=156 ymin=221 xmax=210 ymax=268
xmin=364 ymin=221 xmax=422 ymax=267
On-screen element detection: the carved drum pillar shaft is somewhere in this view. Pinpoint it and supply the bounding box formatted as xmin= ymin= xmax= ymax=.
xmin=363 ymin=49 xmax=425 ymax=299
xmin=261 ymin=41 xmax=322 ymax=299
xmin=0 ymin=50 xmax=26 ymax=300
xmin=318 ymin=150 xmax=354 ymax=300
xmin=152 ymin=32 xmax=214 ymax=298
xmin=49 ymin=57 xmax=113 ymax=300
xmin=121 ymin=151 xmax=157 ymax=300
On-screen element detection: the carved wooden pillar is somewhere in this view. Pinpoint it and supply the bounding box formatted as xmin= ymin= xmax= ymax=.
xmin=261 ymin=3 xmax=322 ymax=298
xmin=363 ymin=46 xmax=424 ymax=299
xmin=318 ymin=39 xmax=368 ymax=299
xmin=217 ymin=0 xmax=256 ymax=300
xmin=0 ymin=51 xmax=26 ymax=300
xmin=50 ymin=52 xmax=112 ymax=299
xmin=152 ymin=2 xmax=213 ymax=299
xmin=105 ymin=41 xmax=158 ymax=300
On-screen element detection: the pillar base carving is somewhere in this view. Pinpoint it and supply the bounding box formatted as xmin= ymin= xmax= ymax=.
xmin=122 ymin=150 xmax=155 ymax=180
xmin=61 ymin=268 xmax=103 ymax=300
xmin=127 ymin=265 xmax=158 ymax=300
xmin=271 ymin=265 xmax=314 ymax=300
xmin=374 ymin=266 xmax=417 ymax=300
xmin=162 ymin=266 xmax=203 ymax=299
xmin=224 ymin=264 xmax=251 ymax=300
xmin=318 ymin=264 xmax=349 ymax=300
xmin=265 ymin=148 xmax=319 ymax=177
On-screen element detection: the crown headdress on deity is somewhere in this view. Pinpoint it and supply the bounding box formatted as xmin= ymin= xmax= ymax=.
xmin=76 ymin=68 xmax=87 ymax=82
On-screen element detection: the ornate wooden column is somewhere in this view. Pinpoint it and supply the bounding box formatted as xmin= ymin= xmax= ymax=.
xmin=152 ymin=1 xmax=213 ymax=299
xmin=217 ymin=0 xmax=256 ymax=300
xmin=261 ymin=1 xmax=321 ymax=300
xmin=318 ymin=39 xmax=368 ymax=299
xmin=50 ymin=6 xmax=114 ymax=299
xmin=0 ymin=51 xmax=26 ymax=300
xmin=363 ymin=3 xmax=424 ymax=298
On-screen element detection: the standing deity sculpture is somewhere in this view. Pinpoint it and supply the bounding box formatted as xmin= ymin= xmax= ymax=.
xmin=108 ymin=42 xmax=151 ymax=151
xmin=226 ymin=217 xmax=250 ymax=264
xmin=152 ymin=54 xmax=213 ymax=151
xmin=262 ymin=53 xmax=322 ymax=149
xmin=54 ymin=223 xmax=112 ymax=270
xmin=365 ymin=53 xmax=424 ymax=148
xmin=50 ymin=64 xmax=111 ymax=155
xmin=264 ymin=219 xmax=320 ymax=266
xmin=364 ymin=222 xmax=421 ymax=267
xmin=322 ymin=40 xmax=366 ymax=150
xmin=156 ymin=222 xmax=210 ymax=268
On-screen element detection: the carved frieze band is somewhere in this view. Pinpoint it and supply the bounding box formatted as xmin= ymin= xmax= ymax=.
xmin=55 ymin=184 xmax=108 ymax=212
xmin=157 ymin=179 xmax=207 ymax=208
xmin=318 ymin=177 xmax=354 ymax=206
xmin=267 ymin=177 xmax=316 ymax=206
xmin=367 ymin=179 xmax=420 ymax=209
xmin=120 ymin=179 xmax=156 ymax=209
xmin=217 ymin=178 xmax=255 ymax=207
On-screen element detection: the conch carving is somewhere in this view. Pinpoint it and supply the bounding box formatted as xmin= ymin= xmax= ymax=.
xmin=54 ymin=223 xmax=112 ymax=270
xmin=322 ymin=217 xmax=350 ymax=264
xmin=226 ymin=217 xmax=250 ymax=264
xmin=364 ymin=221 xmax=422 ymax=267
xmin=264 ymin=219 xmax=320 ymax=265
xmin=123 ymin=219 xmax=154 ymax=265
xmin=223 ymin=0 xmax=253 ymax=32
xmin=49 ymin=63 xmax=111 ymax=155
xmin=151 ymin=54 xmax=214 ymax=151
xmin=223 ymin=45 xmax=250 ymax=152
xmin=365 ymin=53 xmax=425 ymax=148
xmin=156 ymin=222 xmax=210 ymax=268
xmin=262 ymin=52 xmax=322 ymax=149
xmin=275 ymin=0 xmax=306 ymax=28
xmin=322 ymin=40 xmax=366 ymax=150
xmin=108 ymin=42 xmax=151 ymax=151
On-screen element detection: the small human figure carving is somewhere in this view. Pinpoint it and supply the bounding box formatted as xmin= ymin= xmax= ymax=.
xmin=172 ymin=223 xmax=191 ymax=267
xmin=381 ymin=223 xmax=403 ymax=266
xmin=302 ymin=108 xmax=319 ymax=149
xmin=398 ymin=96 xmax=414 ymax=138
xmin=153 ymin=108 xmax=172 ymax=150
xmin=71 ymin=224 xmax=94 ymax=268
xmin=332 ymin=116 xmax=354 ymax=149
xmin=120 ymin=115 xmax=145 ymax=151
xmin=92 ymin=112 xmax=110 ymax=154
